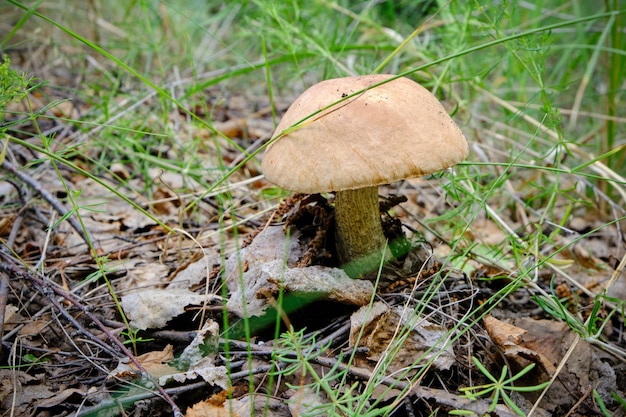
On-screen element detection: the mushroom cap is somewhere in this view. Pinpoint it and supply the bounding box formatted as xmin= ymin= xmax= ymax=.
xmin=262 ymin=74 xmax=468 ymax=193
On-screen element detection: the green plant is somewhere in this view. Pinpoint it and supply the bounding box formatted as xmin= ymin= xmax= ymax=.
xmin=457 ymin=357 xmax=551 ymax=416
xmin=534 ymin=290 xmax=626 ymax=360
xmin=121 ymin=327 xmax=154 ymax=346
xmin=611 ymin=391 xmax=626 ymax=411
xmin=0 ymin=55 xmax=30 ymax=163
xmin=270 ymin=328 xmax=396 ymax=417
xmin=0 ymin=55 xmax=29 ymax=110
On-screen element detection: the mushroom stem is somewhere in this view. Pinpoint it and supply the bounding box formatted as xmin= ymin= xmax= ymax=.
xmin=334 ymin=186 xmax=392 ymax=278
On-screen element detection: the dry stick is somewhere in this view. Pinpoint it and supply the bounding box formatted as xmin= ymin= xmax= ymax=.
xmin=0 ymin=273 xmax=9 ymax=354
xmin=45 ymin=287 xmax=121 ymax=358
xmin=0 ymin=253 xmax=183 ymax=417
xmin=1 ymin=159 xmax=97 ymax=250
xmin=2 ymin=178 xmax=29 ymax=249
xmin=76 ymin=327 xmax=518 ymax=416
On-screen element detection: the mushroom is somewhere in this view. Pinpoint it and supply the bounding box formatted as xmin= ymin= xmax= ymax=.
xmin=262 ymin=74 xmax=468 ymax=278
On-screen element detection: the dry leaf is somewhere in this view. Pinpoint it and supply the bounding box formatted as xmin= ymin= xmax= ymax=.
xmin=350 ymin=301 xmax=455 ymax=374
xmin=467 ymin=218 xmax=507 ymax=246
xmin=287 ymin=387 xmax=328 ymax=417
xmin=160 ymin=320 xmax=228 ymax=388
xmin=18 ymin=320 xmax=49 ymax=337
xmin=148 ymin=168 xmax=202 ymax=192
xmin=33 ymin=387 xmax=86 ymax=409
xmin=111 ymin=344 xmax=177 ymax=381
xmin=483 ymin=315 xmax=555 ymax=376
xmin=214 ymin=118 xmax=246 ymax=138
xmin=483 ymin=315 xmax=526 ymax=350
xmin=226 ymin=225 xmax=373 ymax=317
xmin=110 ymin=323 xmax=228 ymax=389
xmin=168 ymin=251 xmax=218 ymax=290
xmin=50 ymin=100 xmax=79 ymax=119
xmin=124 ymin=262 xmax=170 ymax=289
xmin=484 ymin=316 xmax=618 ymax=413
xmin=0 ymin=370 xmax=55 ymax=416
xmin=185 ymin=396 xmax=250 ymax=417
xmin=121 ymin=288 xmax=218 ymax=329
xmin=2 ymin=304 xmax=20 ymax=330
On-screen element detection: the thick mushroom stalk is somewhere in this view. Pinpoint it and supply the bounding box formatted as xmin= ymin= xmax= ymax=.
xmin=334 ymin=187 xmax=392 ymax=278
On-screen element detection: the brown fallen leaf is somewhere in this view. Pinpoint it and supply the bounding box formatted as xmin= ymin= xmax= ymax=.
xmin=34 ymin=387 xmax=87 ymax=410
xmin=110 ymin=344 xmax=177 ymax=381
xmin=186 ymin=396 xmax=250 ymax=417
xmin=350 ymin=301 xmax=455 ymax=374
xmin=50 ymin=100 xmax=79 ymax=119
xmin=483 ymin=315 xmax=556 ymax=376
xmin=0 ymin=369 xmax=55 ymax=416
xmin=484 ymin=316 xmax=618 ymax=413
xmin=213 ymin=118 xmax=246 ymax=138
xmin=483 ymin=314 xmax=526 ymax=348
xmin=467 ymin=218 xmax=507 ymax=246
xmin=18 ymin=319 xmax=49 ymax=338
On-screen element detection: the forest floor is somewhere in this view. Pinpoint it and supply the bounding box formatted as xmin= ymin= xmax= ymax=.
xmin=1 ymin=2 xmax=626 ymax=417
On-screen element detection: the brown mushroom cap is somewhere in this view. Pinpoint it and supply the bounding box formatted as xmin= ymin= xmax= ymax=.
xmin=262 ymin=74 xmax=468 ymax=193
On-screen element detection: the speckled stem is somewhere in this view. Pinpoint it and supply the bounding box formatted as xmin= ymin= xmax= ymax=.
xmin=334 ymin=186 xmax=392 ymax=278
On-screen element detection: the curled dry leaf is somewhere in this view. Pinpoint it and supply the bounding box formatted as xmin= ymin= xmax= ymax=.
xmin=483 ymin=315 xmax=556 ymax=376
xmin=111 ymin=344 xmax=178 ymax=382
xmin=226 ymin=225 xmax=374 ymax=317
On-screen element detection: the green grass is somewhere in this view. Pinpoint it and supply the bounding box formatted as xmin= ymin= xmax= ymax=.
xmin=1 ymin=1 xmax=625 ymax=416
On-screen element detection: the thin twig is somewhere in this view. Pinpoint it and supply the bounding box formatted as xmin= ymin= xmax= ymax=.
xmin=45 ymin=287 xmax=121 ymax=358
xmin=0 ymin=273 xmax=9 ymax=354
xmin=1 ymin=159 xmax=97 ymax=251
xmin=2 ymin=178 xmax=29 ymax=249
